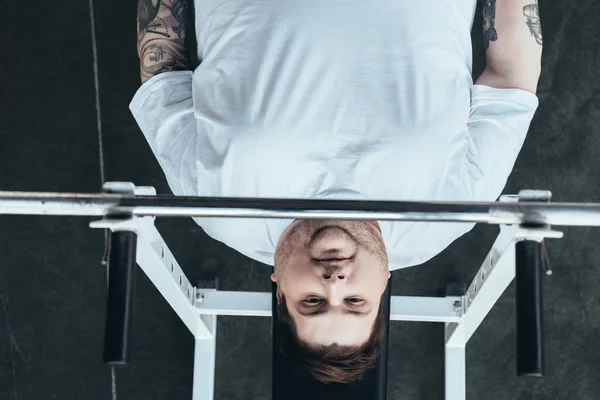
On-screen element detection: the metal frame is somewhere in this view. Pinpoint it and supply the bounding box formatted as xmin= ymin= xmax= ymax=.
xmin=2 ymin=186 xmax=600 ymax=227
xmin=3 ymin=182 xmax=590 ymax=399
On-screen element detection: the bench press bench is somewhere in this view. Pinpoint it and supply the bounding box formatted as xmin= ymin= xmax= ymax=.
xmin=2 ymin=181 xmax=596 ymax=399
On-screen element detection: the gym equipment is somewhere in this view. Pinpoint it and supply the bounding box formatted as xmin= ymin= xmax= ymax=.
xmin=1 ymin=181 xmax=596 ymax=399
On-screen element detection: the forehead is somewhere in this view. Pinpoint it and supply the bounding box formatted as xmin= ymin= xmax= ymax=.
xmin=294 ymin=312 xmax=375 ymax=346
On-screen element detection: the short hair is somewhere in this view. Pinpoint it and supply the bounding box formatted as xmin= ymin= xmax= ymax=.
xmin=275 ymin=292 xmax=386 ymax=384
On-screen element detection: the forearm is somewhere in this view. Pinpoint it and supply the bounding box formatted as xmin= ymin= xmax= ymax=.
xmin=479 ymin=0 xmax=543 ymax=92
xmin=137 ymin=0 xmax=192 ymax=84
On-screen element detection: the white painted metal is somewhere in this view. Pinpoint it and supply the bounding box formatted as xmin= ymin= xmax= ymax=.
xmin=390 ymin=296 xmax=462 ymax=322
xmin=193 ymin=296 xmax=217 ymax=400
xmin=195 ymin=291 xmax=272 ymax=317
xmin=195 ymin=291 xmax=462 ymax=323
xmin=445 ymin=345 xmax=467 ymax=400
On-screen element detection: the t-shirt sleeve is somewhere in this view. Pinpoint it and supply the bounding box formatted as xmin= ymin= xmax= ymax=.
xmin=464 ymin=84 xmax=540 ymax=202
xmin=129 ymin=71 xmax=199 ymax=196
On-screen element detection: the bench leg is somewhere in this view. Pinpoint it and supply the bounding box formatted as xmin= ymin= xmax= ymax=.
xmin=445 ymin=345 xmax=466 ymax=400
xmin=193 ymin=314 xmax=217 ymax=400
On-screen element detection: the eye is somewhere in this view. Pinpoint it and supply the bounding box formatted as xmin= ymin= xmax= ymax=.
xmin=303 ymin=298 xmax=323 ymax=305
xmin=347 ymin=297 xmax=364 ymax=304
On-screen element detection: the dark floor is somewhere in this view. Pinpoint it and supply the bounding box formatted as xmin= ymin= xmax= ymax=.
xmin=1 ymin=0 xmax=600 ymax=399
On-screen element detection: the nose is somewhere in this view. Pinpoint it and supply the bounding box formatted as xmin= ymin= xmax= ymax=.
xmin=323 ymin=271 xmax=346 ymax=280
xmin=322 ymin=272 xmax=347 ymax=306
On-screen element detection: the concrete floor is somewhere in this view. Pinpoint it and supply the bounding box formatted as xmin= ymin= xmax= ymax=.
xmin=1 ymin=0 xmax=599 ymax=399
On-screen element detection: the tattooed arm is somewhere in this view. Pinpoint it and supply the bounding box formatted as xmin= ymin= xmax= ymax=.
xmin=137 ymin=0 xmax=192 ymax=84
xmin=475 ymin=0 xmax=543 ymax=94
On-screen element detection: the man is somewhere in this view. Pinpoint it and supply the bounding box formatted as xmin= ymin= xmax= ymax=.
xmin=132 ymin=0 xmax=543 ymax=384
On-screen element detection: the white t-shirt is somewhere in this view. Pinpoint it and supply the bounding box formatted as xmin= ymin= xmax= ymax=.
xmin=129 ymin=0 xmax=539 ymax=271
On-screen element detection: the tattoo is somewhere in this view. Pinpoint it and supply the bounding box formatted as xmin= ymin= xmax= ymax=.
xmin=523 ymin=1 xmax=543 ymax=45
xmin=137 ymin=0 xmax=161 ymax=35
xmin=144 ymin=44 xmax=165 ymax=63
xmin=482 ymin=0 xmax=498 ymax=50
xmin=170 ymin=0 xmax=188 ymax=38
xmin=137 ymin=0 xmax=191 ymax=83
xmin=155 ymin=58 xmax=191 ymax=74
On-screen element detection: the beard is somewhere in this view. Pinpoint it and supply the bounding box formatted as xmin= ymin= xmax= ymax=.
xmin=274 ymin=219 xmax=389 ymax=277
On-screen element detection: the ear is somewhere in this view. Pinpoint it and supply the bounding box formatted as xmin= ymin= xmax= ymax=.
xmin=387 ymin=271 xmax=391 ymax=279
xmin=271 ymin=273 xmax=283 ymax=303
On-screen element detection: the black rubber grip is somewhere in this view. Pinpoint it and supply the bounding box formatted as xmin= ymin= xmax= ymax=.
xmin=103 ymin=230 xmax=137 ymax=365
xmin=515 ymin=239 xmax=545 ymax=377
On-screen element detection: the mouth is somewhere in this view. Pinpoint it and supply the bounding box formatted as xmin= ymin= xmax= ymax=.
xmin=315 ymin=257 xmax=351 ymax=261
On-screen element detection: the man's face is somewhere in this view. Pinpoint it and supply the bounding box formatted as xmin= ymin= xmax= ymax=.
xmin=272 ymin=219 xmax=391 ymax=347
